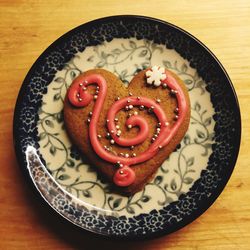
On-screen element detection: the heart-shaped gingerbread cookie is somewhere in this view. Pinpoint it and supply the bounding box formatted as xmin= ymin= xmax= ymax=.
xmin=64 ymin=67 xmax=190 ymax=195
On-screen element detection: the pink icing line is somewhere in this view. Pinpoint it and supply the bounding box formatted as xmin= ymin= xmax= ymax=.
xmin=68 ymin=70 xmax=188 ymax=187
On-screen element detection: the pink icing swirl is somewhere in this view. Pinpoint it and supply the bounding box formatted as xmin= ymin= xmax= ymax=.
xmin=68 ymin=70 xmax=188 ymax=187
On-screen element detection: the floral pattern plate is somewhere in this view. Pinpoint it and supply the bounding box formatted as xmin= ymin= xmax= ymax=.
xmin=14 ymin=16 xmax=241 ymax=239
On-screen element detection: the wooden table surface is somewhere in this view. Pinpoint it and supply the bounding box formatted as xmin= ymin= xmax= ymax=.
xmin=0 ymin=1 xmax=249 ymax=249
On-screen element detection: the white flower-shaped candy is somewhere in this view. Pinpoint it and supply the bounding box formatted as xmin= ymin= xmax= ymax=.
xmin=146 ymin=66 xmax=166 ymax=87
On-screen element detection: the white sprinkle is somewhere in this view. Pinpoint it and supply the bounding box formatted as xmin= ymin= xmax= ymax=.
xmin=79 ymin=83 xmax=83 ymax=86
xmin=125 ymin=106 xmax=129 ymax=111
xmin=89 ymin=112 xmax=93 ymax=116
xmin=119 ymin=170 xmax=124 ymax=174
xmin=174 ymin=115 xmax=179 ymax=120
xmin=94 ymin=95 xmax=98 ymax=100
xmin=158 ymin=145 xmax=162 ymax=149
xmin=137 ymin=96 xmax=141 ymax=100
xmin=130 ymin=146 xmax=134 ymax=150
xmin=116 ymin=96 xmax=120 ymax=101
xmin=111 ymin=130 xmax=114 ymax=134
xmin=82 ymin=87 xmax=87 ymax=91
xmin=125 ymin=153 xmax=129 ymax=158
xmin=87 ymin=118 xmax=91 ymax=123
xmin=162 ymin=83 xmax=167 ymax=88
xmin=127 ymin=99 xmax=131 ymax=103
xmin=129 ymin=105 xmax=133 ymax=110
xmin=165 ymin=122 xmax=170 ymax=126
xmin=129 ymin=92 xmax=133 ymax=96
xmin=156 ymin=98 xmax=161 ymax=103
xmin=128 ymin=124 xmax=132 ymax=129
xmin=132 ymin=153 xmax=137 ymax=157
xmin=84 ymin=80 xmax=88 ymax=84
xmin=139 ymin=105 xmax=144 ymax=110
xmin=76 ymin=93 xmax=80 ymax=97
xmin=116 ymin=125 xmax=120 ymax=129
xmin=106 ymin=119 xmax=109 ymax=123
xmin=79 ymin=98 xmax=82 ymax=102
xmin=110 ymin=139 xmax=115 ymax=144
xmin=97 ymin=134 xmax=102 ymax=139
xmin=134 ymin=111 xmax=138 ymax=115
xmin=114 ymin=117 xmax=119 ymax=122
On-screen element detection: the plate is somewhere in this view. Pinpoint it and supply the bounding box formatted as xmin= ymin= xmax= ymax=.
xmin=14 ymin=15 xmax=241 ymax=239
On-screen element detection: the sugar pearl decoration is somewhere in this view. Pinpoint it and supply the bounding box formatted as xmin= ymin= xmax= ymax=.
xmin=110 ymin=139 xmax=115 ymax=144
xmin=94 ymin=95 xmax=98 ymax=100
xmin=127 ymin=124 xmax=132 ymax=129
xmin=125 ymin=153 xmax=129 ymax=158
xmin=129 ymin=105 xmax=133 ymax=110
xmin=170 ymin=89 xmax=178 ymax=95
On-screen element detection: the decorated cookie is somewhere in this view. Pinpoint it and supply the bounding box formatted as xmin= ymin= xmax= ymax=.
xmin=64 ymin=67 xmax=190 ymax=195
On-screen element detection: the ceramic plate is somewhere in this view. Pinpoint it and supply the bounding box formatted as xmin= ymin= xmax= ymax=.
xmin=14 ymin=15 xmax=241 ymax=239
